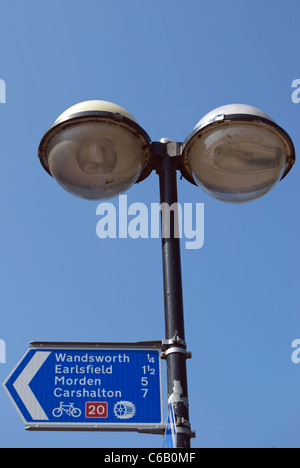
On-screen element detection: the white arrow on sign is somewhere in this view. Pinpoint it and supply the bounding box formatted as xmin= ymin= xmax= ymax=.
xmin=12 ymin=351 xmax=51 ymax=421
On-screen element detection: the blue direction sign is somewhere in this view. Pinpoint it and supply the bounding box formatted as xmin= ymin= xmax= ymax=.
xmin=3 ymin=342 xmax=164 ymax=433
xmin=164 ymin=404 xmax=177 ymax=448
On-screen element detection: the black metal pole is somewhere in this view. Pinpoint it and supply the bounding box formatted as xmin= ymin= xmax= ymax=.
xmin=153 ymin=141 xmax=192 ymax=449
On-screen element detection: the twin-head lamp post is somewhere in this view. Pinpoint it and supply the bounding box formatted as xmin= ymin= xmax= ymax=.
xmin=38 ymin=100 xmax=296 ymax=448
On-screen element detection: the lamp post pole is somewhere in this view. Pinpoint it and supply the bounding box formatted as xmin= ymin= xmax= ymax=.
xmin=153 ymin=140 xmax=192 ymax=448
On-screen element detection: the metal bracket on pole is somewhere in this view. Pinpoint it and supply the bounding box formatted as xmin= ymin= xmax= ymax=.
xmin=162 ymin=332 xmax=186 ymax=348
xmin=161 ymin=347 xmax=192 ymax=360
xmin=174 ymin=415 xmax=196 ymax=440
xmin=176 ymin=425 xmax=197 ymax=439
xmin=161 ymin=333 xmax=192 ymax=360
xmin=151 ymin=140 xmax=183 ymax=159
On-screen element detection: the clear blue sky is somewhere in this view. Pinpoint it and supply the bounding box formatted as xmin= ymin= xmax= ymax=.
xmin=0 ymin=0 xmax=299 ymax=448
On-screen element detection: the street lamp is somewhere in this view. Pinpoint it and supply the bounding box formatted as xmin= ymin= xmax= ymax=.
xmin=38 ymin=101 xmax=153 ymax=200
xmin=38 ymin=100 xmax=295 ymax=448
xmin=181 ymin=104 xmax=295 ymax=203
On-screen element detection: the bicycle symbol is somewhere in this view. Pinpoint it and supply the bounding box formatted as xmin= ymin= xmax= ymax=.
xmin=52 ymin=402 xmax=81 ymax=418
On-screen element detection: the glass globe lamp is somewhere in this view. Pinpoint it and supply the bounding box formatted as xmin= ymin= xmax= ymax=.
xmin=181 ymin=104 xmax=295 ymax=203
xmin=38 ymin=100 xmax=152 ymax=200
